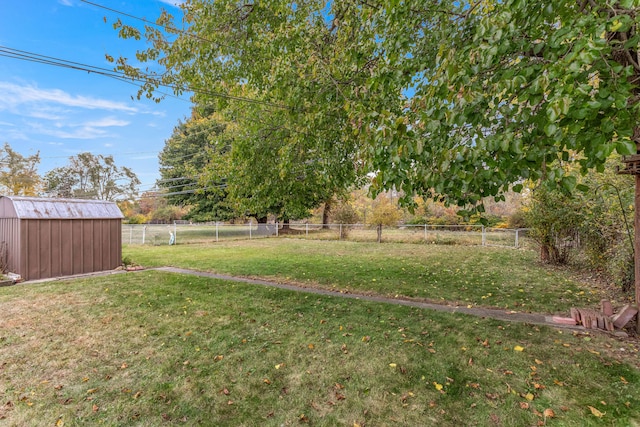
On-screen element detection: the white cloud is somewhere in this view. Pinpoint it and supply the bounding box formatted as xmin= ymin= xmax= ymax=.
xmin=84 ymin=117 xmax=130 ymax=127
xmin=58 ymin=0 xmax=74 ymax=6
xmin=0 ymin=82 xmax=138 ymax=113
xmin=28 ymin=121 xmax=111 ymax=140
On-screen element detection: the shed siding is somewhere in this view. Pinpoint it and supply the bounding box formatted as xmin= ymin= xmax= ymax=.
xmin=0 ymin=218 xmax=21 ymax=274
xmin=17 ymin=218 xmax=122 ymax=281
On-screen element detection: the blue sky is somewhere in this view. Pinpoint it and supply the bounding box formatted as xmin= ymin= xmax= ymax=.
xmin=0 ymin=0 xmax=193 ymax=194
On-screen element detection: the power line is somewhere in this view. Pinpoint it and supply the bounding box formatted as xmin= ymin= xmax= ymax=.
xmin=0 ymin=45 xmax=291 ymax=110
xmin=80 ymin=0 xmax=218 ymax=45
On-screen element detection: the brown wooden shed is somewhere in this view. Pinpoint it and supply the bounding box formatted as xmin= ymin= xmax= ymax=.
xmin=0 ymin=196 xmax=123 ymax=281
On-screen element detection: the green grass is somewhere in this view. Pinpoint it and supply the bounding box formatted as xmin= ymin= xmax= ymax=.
xmin=124 ymin=239 xmax=616 ymax=315
xmin=0 ymin=272 xmax=638 ymax=426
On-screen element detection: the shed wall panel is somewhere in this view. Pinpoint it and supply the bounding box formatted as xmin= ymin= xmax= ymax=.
xmin=60 ymin=220 xmax=73 ymax=277
xmin=0 ymin=218 xmax=21 ymax=274
xmin=15 ymin=218 xmax=122 ymax=281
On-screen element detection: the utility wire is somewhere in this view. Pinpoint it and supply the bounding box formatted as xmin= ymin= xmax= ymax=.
xmin=0 ymin=45 xmax=291 ymax=110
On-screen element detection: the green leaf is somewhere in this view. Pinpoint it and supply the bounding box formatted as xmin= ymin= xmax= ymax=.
xmin=561 ymin=175 xmax=577 ymax=192
xmin=615 ymin=140 xmax=636 ymax=156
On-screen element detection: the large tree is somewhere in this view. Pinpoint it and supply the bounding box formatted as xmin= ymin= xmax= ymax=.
xmin=113 ymin=1 xmax=382 ymax=221
xmin=113 ymin=0 xmax=640 ymax=207
xmin=159 ymin=110 xmax=235 ymax=222
xmin=45 ymin=152 xmax=140 ymax=201
xmin=0 ymin=143 xmax=42 ymax=196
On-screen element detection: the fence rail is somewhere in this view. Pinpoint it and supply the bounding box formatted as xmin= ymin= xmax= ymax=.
xmin=122 ymin=222 xmax=530 ymax=248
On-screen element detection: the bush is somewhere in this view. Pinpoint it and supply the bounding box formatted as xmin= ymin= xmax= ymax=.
xmin=330 ymin=202 xmax=360 ymax=239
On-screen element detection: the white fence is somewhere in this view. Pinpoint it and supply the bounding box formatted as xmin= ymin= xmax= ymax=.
xmin=122 ymin=222 xmax=529 ymax=248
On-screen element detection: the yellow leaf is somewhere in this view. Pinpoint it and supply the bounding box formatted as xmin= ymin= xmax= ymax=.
xmin=588 ymin=406 xmax=605 ymax=417
xmin=525 ymin=393 xmax=534 ymax=401
xmin=263 ymin=379 xmax=271 ymax=385
xmin=275 ymin=364 xmax=283 ymax=370
xmin=514 ymin=345 xmax=525 ymax=352
xmin=308 ymin=343 xmax=315 ymax=349
xmin=621 ymin=377 xmax=628 ymax=384
xmin=433 ymin=382 xmax=443 ymax=391
xmin=534 ymin=359 xmax=544 ymax=365
xmin=389 ymin=363 xmax=397 ymax=368
xmin=56 ymin=419 xmax=64 ymax=427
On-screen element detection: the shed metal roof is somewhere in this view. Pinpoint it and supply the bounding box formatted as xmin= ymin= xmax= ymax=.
xmin=0 ymin=196 xmax=124 ymax=219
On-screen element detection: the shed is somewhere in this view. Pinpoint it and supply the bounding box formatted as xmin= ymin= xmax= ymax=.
xmin=0 ymin=196 xmax=123 ymax=281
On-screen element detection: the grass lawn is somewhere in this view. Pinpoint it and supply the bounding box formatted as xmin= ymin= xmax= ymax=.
xmin=0 ymin=271 xmax=638 ymax=426
xmin=124 ymin=239 xmax=626 ymax=315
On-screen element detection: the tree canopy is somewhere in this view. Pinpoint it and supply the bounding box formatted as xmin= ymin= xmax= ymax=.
xmin=0 ymin=143 xmax=41 ymax=196
xmin=159 ymin=110 xmax=235 ymax=222
xmin=45 ymin=152 xmax=140 ymax=201
xmin=113 ymin=0 xmax=640 ymax=212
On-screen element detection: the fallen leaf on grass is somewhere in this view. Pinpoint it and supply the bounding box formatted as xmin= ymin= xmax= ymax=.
xmin=56 ymin=418 xmax=64 ymax=427
xmin=433 ymin=382 xmax=443 ymax=391
xmin=92 ymin=404 xmax=99 ymax=412
xmin=308 ymin=343 xmax=315 ymax=349
xmin=514 ymin=345 xmax=524 ymax=352
xmin=587 ymin=406 xmax=605 ymax=418
xmin=519 ymin=402 xmax=529 ymax=409
xmin=525 ymin=393 xmax=534 ymax=401
xmin=263 ymin=379 xmax=271 ymax=385
xmin=543 ymin=408 xmax=555 ymax=418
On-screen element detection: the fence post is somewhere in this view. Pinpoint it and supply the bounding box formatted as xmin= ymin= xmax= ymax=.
xmin=276 ymin=221 xmax=279 ymax=237
xmin=142 ymin=225 xmax=147 ymax=245
xmin=129 ymin=225 xmax=133 ymax=245
xmin=424 ymin=224 xmax=427 ymax=241
xmin=249 ymin=220 xmax=252 ymax=240
xmin=174 ymin=222 xmax=177 ymax=245
xmin=306 ymin=222 xmax=309 ymax=236
xmin=216 ymin=222 xmax=219 ymax=242
xmin=339 ymin=223 xmax=343 ymax=240
xmin=481 ymin=225 xmax=486 ymax=246
xmin=515 ymin=229 xmax=520 ymax=248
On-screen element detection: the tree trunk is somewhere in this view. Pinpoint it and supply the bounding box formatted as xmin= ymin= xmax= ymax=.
xmin=322 ymin=200 xmax=332 ymax=229
xmin=377 ymin=224 xmax=382 ymax=243
xmin=281 ymin=217 xmax=290 ymax=230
